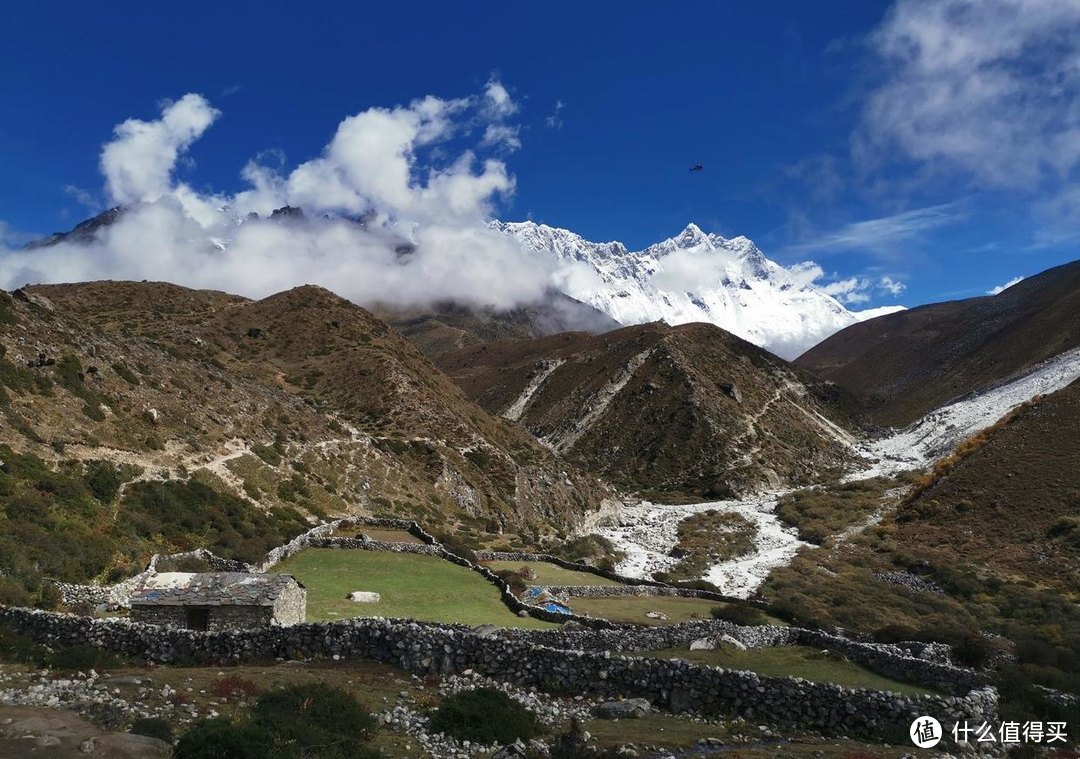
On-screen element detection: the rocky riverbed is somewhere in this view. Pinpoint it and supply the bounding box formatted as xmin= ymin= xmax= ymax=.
xmin=594 ymin=493 xmax=806 ymax=598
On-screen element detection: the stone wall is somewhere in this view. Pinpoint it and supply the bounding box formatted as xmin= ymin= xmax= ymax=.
xmin=0 ymin=606 xmax=996 ymax=745
xmin=503 ymin=621 xmax=983 ymax=696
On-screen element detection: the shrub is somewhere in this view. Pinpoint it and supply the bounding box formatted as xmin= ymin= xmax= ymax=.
xmin=46 ymin=644 xmax=127 ymax=672
xmin=84 ymin=460 xmax=125 ymax=503
xmin=252 ymin=444 xmax=282 ymax=467
xmin=211 ymin=674 xmax=265 ymax=700
xmin=436 ymin=532 xmax=478 ymax=564
xmin=496 ymin=570 xmax=527 ymax=595
xmin=0 ymin=627 xmax=47 ymax=665
xmin=174 ymin=717 xmax=265 ymax=759
xmin=429 ymin=688 xmax=541 ymax=744
xmin=710 ymin=604 xmax=768 ymax=626
xmin=130 ymin=717 xmax=173 ymax=743
xmin=111 ymin=362 xmax=140 ymax=386
xmin=953 ymin=634 xmax=996 ymax=668
xmin=250 ymin=683 xmax=378 ymax=757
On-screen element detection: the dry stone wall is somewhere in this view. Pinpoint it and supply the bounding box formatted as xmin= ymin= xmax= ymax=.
xmin=0 ymin=606 xmax=996 ymax=745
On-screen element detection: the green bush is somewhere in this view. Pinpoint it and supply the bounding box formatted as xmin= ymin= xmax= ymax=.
xmin=251 ymin=683 xmax=377 ymax=756
xmin=84 ymin=460 xmax=125 ymax=503
xmin=46 ymin=644 xmax=127 ymax=672
xmin=0 ymin=627 xmax=47 ymax=665
xmin=710 ymin=604 xmax=768 ymax=626
xmin=252 ymin=444 xmax=282 ymax=467
xmin=429 ymin=688 xmax=541 ymax=745
xmin=176 ymin=684 xmax=381 ymax=758
xmin=111 ymin=362 xmax=140 ymax=386
xmin=130 ymin=717 xmax=173 ymax=743
xmin=174 ymin=717 xmax=265 ymax=759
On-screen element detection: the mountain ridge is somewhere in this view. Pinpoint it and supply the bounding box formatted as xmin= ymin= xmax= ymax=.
xmin=492 ymin=220 xmax=905 ymax=359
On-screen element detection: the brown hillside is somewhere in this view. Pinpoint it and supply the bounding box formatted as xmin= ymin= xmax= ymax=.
xmin=4 ymin=282 xmax=604 ymax=537
xmin=796 ymin=259 xmax=1080 ymax=427
xmin=436 ymin=321 xmax=860 ymax=499
xmin=893 ymin=379 xmax=1080 ymax=595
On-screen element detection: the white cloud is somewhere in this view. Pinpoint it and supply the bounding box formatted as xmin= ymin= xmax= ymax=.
xmin=788 ymin=261 xmax=825 ymax=286
xmin=63 ymin=185 xmax=101 ymax=211
xmin=987 ymin=275 xmax=1024 ymax=294
xmin=481 ymin=124 xmax=521 ymax=151
xmin=0 ymin=86 xmax=553 ymax=312
xmin=819 ymin=273 xmax=907 ymax=304
xmin=821 ymin=277 xmax=872 ymax=304
xmin=100 ymin=94 xmax=220 ymax=206
xmin=545 ymin=100 xmax=565 ymax=129
xmin=879 ymin=275 xmax=906 ymax=295
xmin=789 ymin=203 xmax=960 ymax=254
xmin=859 ymin=0 xmax=1080 ymax=188
xmin=483 ymin=78 xmax=518 ymax=118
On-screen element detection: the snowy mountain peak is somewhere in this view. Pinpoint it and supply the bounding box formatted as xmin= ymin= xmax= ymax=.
xmin=493 ymin=220 xmax=904 ymax=359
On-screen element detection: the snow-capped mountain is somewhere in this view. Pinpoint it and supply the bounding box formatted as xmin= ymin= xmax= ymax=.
xmin=492 ymin=220 xmax=904 ymax=359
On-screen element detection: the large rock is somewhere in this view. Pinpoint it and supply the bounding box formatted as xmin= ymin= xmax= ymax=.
xmin=596 ymin=698 xmax=651 ymax=719
xmin=347 ymin=591 xmax=380 ymax=603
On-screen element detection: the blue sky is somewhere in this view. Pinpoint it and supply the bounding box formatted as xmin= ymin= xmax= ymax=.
xmin=1 ymin=0 xmax=1078 ymax=308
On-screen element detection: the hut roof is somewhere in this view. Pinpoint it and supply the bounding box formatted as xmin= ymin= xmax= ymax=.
xmin=129 ymin=572 xmax=302 ymax=607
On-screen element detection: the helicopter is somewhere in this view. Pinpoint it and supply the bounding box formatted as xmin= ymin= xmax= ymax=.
xmin=689 ymin=164 xmax=704 ymax=172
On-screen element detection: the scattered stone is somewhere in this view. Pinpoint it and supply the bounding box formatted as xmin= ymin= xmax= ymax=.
xmin=347 ymin=591 xmax=381 ymax=603
xmin=596 ymin=698 xmax=652 ymax=719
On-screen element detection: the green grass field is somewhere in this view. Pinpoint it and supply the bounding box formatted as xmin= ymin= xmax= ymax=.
xmin=567 ymin=595 xmax=721 ymax=625
xmin=482 ymin=560 xmax=623 ymax=587
xmin=273 ymin=548 xmax=555 ymax=628
xmin=637 ymin=645 xmax=940 ymax=695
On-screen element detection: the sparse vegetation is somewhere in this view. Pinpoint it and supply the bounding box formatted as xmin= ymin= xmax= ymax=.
xmin=777 ymin=477 xmax=907 ymax=544
xmin=429 ymin=688 xmax=541 ymax=745
xmin=661 ymin=510 xmax=757 ymax=581
xmin=175 ymin=683 xmax=381 ymax=759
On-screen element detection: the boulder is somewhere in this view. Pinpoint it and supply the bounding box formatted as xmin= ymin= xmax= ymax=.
xmin=689 ymin=637 xmax=716 ymax=651
xmin=347 ymin=591 xmax=380 ymax=603
xmin=596 ymin=698 xmax=651 ymax=719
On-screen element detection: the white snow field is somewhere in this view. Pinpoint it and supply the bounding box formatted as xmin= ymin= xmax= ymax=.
xmin=493 ymin=220 xmax=903 ymax=360
xmin=593 ymin=346 xmax=1080 ymax=598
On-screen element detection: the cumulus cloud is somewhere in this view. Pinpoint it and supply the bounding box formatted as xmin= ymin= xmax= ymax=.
xmin=987 ymin=275 xmax=1024 ymax=295
xmin=100 ymin=94 xmax=220 ymax=206
xmin=0 ymin=85 xmax=555 ymax=311
xmin=858 ymin=0 xmax=1080 ymax=188
xmin=821 ymin=277 xmax=872 ymax=304
xmin=819 ymin=273 xmax=907 ymax=305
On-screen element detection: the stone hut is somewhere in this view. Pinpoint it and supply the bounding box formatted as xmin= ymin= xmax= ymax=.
xmin=129 ymin=572 xmax=305 ymax=631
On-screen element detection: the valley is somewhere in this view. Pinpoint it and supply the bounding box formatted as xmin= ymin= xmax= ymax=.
xmin=0 ymin=258 xmax=1078 ymax=757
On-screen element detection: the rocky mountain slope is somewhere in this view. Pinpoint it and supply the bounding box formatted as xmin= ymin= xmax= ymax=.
xmin=894 ymin=378 xmax=1080 ymax=597
xmin=493 ymin=221 xmax=903 ymax=360
xmin=0 ymin=282 xmax=604 ymax=584
xmin=797 ymin=259 xmax=1080 ymax=427
xmin=434 ymin=321 xmax=861 ymax=499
